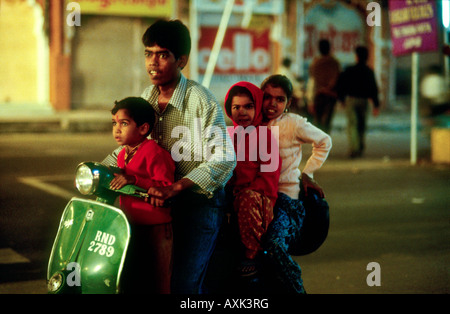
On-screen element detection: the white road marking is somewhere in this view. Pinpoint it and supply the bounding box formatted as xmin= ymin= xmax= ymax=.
xmin=18 ymin=175 xmax=74 ymax=200
xmin=320 ymin=159 xmax=411 ymax=172
xmin=0 ymin=248 xmax=30 ymax=264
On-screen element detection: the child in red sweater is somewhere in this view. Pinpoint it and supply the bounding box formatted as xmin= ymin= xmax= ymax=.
xmin=109 ymin=97 xmax=175 ymax=294
xmin=224 ymin=82 xmax=281 ymax=276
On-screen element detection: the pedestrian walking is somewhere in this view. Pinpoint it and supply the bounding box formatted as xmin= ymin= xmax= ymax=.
xmin=337 ymin=45 xmax=380 ymax=158
xmin=308 ymin=39 xmax=341 ymax=134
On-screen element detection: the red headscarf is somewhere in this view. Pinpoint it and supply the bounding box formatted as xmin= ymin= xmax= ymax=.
xmin=224 ymin=81 xmax=264 ymax=128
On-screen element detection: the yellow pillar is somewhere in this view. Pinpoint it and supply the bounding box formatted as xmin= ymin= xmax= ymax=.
xmin=49 ymin=0 xmax=71 ymax=111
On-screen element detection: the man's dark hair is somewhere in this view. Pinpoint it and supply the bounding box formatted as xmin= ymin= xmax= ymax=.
xmin=111 ymin=97 xmax=155 ymax=137
xmin=355 ymin=46 xmax=369 ymax=64
xmin=142 ymin=19 xmax=191 ymax=60
xmin=261 ymin=74 xmax=293 ymax=101
xmin=318 ymin=39 xmax=331 ymax=55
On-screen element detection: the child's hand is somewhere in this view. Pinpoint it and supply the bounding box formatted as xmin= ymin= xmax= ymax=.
xmin=110 ymin=173 xmax=136 ymax=190
xmin=301 ymin=172 xmax=325 ymax=198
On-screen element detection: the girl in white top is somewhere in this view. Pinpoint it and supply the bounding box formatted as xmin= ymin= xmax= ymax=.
xmin=260 ymin=74 xmax=332 ymax=294
xmin=261 ymin=75 xmax=332 ymax=199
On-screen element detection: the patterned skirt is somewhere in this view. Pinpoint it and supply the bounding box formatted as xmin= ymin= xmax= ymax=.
xmin=233 ymin=189 xmax=274 ymax=259
xmin=263 ymin=192 xmax=306 ymax=293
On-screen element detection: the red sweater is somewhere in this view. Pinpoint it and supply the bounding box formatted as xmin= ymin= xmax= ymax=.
xmin=118 ymin=139 xmax=175 ymax=225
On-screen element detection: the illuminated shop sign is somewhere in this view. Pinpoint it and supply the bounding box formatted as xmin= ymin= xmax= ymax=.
xmin=71 ymin=0 xmax=173 ymax=17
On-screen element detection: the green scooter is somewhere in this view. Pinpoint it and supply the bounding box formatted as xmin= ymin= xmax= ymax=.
xmin=47 ymin=162 xmax=149 ymax=294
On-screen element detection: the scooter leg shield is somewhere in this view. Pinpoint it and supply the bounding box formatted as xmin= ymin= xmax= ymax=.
xmin=47 ymin=197 xmax=130 ymax=294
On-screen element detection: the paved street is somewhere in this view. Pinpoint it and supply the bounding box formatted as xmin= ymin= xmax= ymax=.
xmin=295 ymin=125 xmax=448 ymax=294
xmin=299 ymin=160 xmax=449 ymax=294
xmin=0 ymin=112 xmax=448 ymax=294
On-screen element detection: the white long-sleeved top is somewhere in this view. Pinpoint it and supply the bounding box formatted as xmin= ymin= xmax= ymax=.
xmin=267 ymin=113 xmax=332 ymax=199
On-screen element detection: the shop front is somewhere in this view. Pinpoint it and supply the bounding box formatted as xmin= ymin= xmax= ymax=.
xmin=67 ymin=0 xmax=175 ymax=109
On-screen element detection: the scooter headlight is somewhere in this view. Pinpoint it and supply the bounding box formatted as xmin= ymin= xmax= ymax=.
xmin=75 ymin=164 xmax=98 ymax=195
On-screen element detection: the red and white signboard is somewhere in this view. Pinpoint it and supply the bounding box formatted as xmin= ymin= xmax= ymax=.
xmin=303 ymin=2 xmax=365 ymax=71
xmin=196 ymin=0 xmax=283 ymax=14
xmin=198 ymin=27 xmax=271 ymax=75
xmin=388 ymin=0 xmax=439 ymax=56
xmin=194 ymin=3 xmax=274 ymax=101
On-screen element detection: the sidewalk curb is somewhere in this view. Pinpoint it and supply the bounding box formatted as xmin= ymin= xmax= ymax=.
xmin=0 ymin=110 xmax=415 ymax=134
xmin=0 ymin=111 xmax=112 ymax=133
xmin=0 ymin=279 xmax=47 ymax=294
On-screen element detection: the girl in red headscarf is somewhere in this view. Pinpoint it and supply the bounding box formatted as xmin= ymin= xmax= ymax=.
xmin=224 ymin=81 xmax=281 ymax=276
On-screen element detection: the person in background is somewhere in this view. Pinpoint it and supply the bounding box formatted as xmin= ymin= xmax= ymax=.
xmin=337 ymin=45 xmax=380 ymax=158
xmin=308 ymin=39 xmax=341 ymax=134
xmin=279 ymin=57 xmax=302 ymax=111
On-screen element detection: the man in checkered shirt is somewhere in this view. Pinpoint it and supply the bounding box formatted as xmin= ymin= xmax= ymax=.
xmin=103 ymin=19 xmax=236 ymax=293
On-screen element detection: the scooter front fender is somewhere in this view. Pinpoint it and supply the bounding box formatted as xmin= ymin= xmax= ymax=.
xmin=47 ymin=197 xmax=130 ymax=294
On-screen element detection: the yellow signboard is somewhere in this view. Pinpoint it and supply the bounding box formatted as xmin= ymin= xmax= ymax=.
xmin=73 ymin=0 xmax=173 ymax=17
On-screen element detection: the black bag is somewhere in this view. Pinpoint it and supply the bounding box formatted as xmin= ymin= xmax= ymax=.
xmin=288 ymin=187 xmax=330 ymax=256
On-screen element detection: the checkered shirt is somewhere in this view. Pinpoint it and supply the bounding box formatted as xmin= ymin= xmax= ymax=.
xmin=103 ymin=74 xmax=236 ymax=197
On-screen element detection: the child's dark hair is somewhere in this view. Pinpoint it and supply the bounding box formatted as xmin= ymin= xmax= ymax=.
xmin=260 ymin=75 xmax=293 ymax=101
xmin=111 ymin=97 xmax=155 ymax=137
xmin=225 ymin=86 xmax=254 ymax=117
xmin=142 ymin=19 xmax=191 ymax=60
